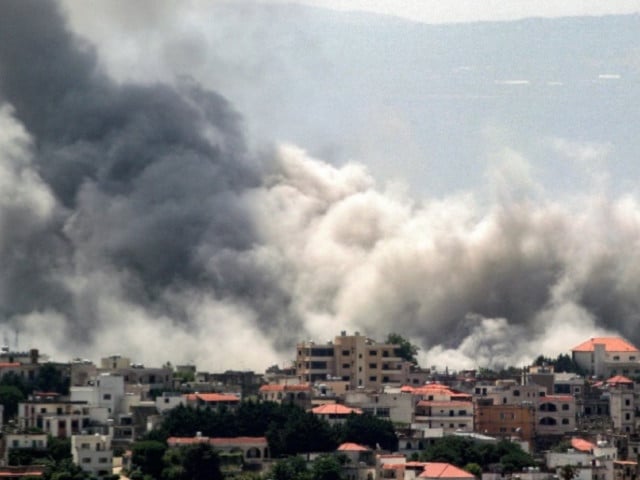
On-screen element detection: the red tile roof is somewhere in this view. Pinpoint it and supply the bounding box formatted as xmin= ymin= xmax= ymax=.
xmin=311 ymin=404 xmax=362 ymax=415
xmin=572 ymin=337 xmax=639 ymax=353
xmin=419 ymin=463 xmax=476 ymax=479
xmin=571 ymin=438 xmax=595 ymax=452
xmin=0 ymin=362 xmax=20 ymax=368
xmin=167 ymin=436 xmax=210 ymax=446
xmin=607 ymin=375 xmax=634 ymax=385
xmin=184 ymin=393 xmax=239 ymax=403
xmin=337 ymin=442 xmax=370 ymax=452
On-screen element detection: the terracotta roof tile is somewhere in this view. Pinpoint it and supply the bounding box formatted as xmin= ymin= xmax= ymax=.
xmin=337 ymin=442 xmax=370 ymax=452
xmin=572 ymin=337 xmax=639 ymax=353
xmin=184 ymin=393 xmax=239 ymax=402
xmin=607 ymin=375 xmax=634 ymax=384
xmin=311 ymin=404 xmax=362 ymax=415
xmin=571 ymin=438 xmax=596 ymax=452
xmin=420 ymin=463 xmax=476 ymax=479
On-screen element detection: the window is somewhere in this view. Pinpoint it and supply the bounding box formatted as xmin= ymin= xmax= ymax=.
xmin=342 ymin=350 xmax=350 ymax=356
xmin=99 ymin=457 xmax=109 ymax=463
xmin=369 ymin=350 xmax=378 ymax=356
xmin=81 ymin=443 xmax=91 ymax=449
xmin=369 ymin=376 xmax=377 ymax=382
xmin=513 ymin=390 xmax=520 ymax=397
xmin=369 ymin=363 xmax=377 ymax=369
xmin=631 ymin=356 xmax=636 ymax=361
xmin=561 ymin=404 xmax=570 ymax=410
xmin=377 ymin=408 xmax=390 ymax=417
xmin=562 ymin=418 xmax=570 ymax=425
xmin=310 ymin=361 xmax=327 ymax=369
xmin=458 ymin=410 xmax=466 ymax=415
xmin=342 ymin=363 xmax=350 ymax=369
xmin=82 ymin=458 xmax=91 ymax=463
xmin=103 ymin=393 xmax=112 ymax=400
xmin=613 ymin=356 xmax=620 ymax=361
xmin=626 ymin=399 xmax=631 ymax=406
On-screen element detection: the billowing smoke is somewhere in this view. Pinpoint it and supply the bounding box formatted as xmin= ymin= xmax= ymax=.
xmin=0 ymin=0 xmax=637 ymax=370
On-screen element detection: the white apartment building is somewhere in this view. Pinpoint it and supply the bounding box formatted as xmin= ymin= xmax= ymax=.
xmin=572 ymin=337 xmax=640 ymax=378
xmin=71 ymin=434 xmax=113 ymax=478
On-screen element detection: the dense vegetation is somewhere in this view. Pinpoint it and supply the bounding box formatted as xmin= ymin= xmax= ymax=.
xmin=148 ymin=402 xmax=398 ymax=457
xmin=418 ymin=435 xmax=535 ymax=473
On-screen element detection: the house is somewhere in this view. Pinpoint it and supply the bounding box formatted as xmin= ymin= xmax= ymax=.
xmin=536 ymin=395 xmax=576 ymax=436
xmin=546 ymin=437 xmax=616 ymax=480
xmin=167 ymin=435 xmax=269 ymax=470
xmin=183 ymin=392 xmax=240 ymax=410
xmin=474 ymin=399 xmax=535 ymax=444
xmin=310 ymin=403 xmax=362 ymax=425
xmin=337 ymin=443 xmax=375 ymax=480
xmin=2 ymin=433 xmax=47 ymax=464
xmin=258 ymin=383 xmax=312 ymax=409
xmin=18 ymin=394 xmax=91 ymax=438
xmin=418 ymin=463 xmax=475 ymax=480
xmin=344 ymin=390 xmax=414 ymax=424
xmin=572 ymin=338 xmax=640 ymax=378
xmin=71 ymin=434 xmax=113 ymax=479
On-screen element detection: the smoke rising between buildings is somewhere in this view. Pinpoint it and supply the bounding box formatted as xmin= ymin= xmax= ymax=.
xmin=0 ymin=0 xmax=638 ymax=369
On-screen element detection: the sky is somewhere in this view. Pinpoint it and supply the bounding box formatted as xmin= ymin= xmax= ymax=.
xmin=0 ymin=0 xmax=639 ymax=371
xmin=258 ymin=0 xmax=640 ymax=23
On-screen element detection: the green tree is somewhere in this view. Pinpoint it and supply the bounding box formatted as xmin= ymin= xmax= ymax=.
xmin=131 ymin=440 xmax=167 ymax=479
xmin=0 ymin=385 xmax=25 ymax=419
xmin=311 ymin=455 xmax=343 ymax=480
xmin=385 ymin=333 xmax=419 ymax=364
xmin=270 ymin=455 xmax=310 ymax=480
xmin=338 ymin=413 xmax=398 ymax=451
xmin=464 ymin=463 xmax=482 ymax=478
xmin=559 ymin=465 xmax=577 ymax=480
xmin=33 ymin=364 xmax=70 ymax=395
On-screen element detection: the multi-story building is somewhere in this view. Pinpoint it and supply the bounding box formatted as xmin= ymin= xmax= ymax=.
xmin=296 ymin=331 xmax=410 ymax=390
xmin=474 ymin=399 xmax=535 ymax=444
xmin=572 ymin=338 xmax=640 ymax=378
xmin=536 ymin=394 xmax=577 ymax=436
xmin=71 ymin=434 xmax=113 ymax=479
xmin=2 ymin=433 xmax=47 ymax=464
xmin=18 ymin=393 xmax=91 ymax=438
xmin=344 ymin=390 xmax=414 ymax=424
xmin=607 ymin=376 xmax=636 ymax=434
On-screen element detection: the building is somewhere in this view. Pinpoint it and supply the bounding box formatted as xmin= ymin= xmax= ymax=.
xmin=71 ymin=434 xmax=113 ymax=479
xmin=296 ymin=331 xmax=411 ymax=390
xmin=18 ymin=393 xmax=91 ymax=438
xmin=344 ymin=390 xmax=414 ymax=424
xmin=536 ymin=394 xmax=577 ymax=436
xmin=572 ymin=338 xmax=640 ymax=378
xmin=2 ymin=433 xmax=47 ymax=464
xmin=167 ymin=435 xmax=269 ymax=470
xmin=474 ymin=399 xmax=535 ymax=444
xmin=337 ymin=443 xmax=375 ymax=480
xmin=183 ymin=392 xmax=240 ymax=410
xmin=258 ymin=383 xmax=312 ymax=409
xmin=310 ymin=403 xmax=362 ymax=425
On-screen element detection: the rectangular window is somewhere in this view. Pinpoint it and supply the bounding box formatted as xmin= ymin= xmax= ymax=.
xmin=103 ymin=393 xmax=112 ymax=400
xmin=369 ymin=376 xmax=377 ymax=382
xmin=342 ymin=350 xmax=350 ymax=356
xmin=342 ymin=363 xmax=350 ymax=369
xmin=369 ymin=350 xmax=377 ymax=356
xmin=369 ymin=363 xmax=377 ymax=369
